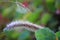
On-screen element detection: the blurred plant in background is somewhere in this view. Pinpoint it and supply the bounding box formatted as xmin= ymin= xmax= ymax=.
xmin=0 ymin=0 xmax=60 ymax=40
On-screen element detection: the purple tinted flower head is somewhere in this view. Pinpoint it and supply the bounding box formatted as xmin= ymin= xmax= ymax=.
xmin=3 ymin=20 xmax=44 ymax=32
xmin=56 ymin=9 xmax=60 ymax=14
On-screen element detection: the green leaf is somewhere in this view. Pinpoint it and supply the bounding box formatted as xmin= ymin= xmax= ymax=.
xmin=4 ymin=30 xmax=20 ymax=39
xmin=4 ymin=30 xmax=15 ymax=38
xmin=11 ymin=31 xmax=20 ymax=39
xmin=2 ymin=6 xmax=16 ymax=18
xmin=56 ymin=31 xmax=60 ymax=40
xmin=18 ymin=30 xmax=31 ymax=40
xmin=33 ymin=0 xmax=43 ymax=7
xmin=55 ymin=0 xmax=60 ymax=8
xmin=27 ymin=8 xmax=43 ymax=23
xmin=46 ymin=0 xmax=56 ymax=13
xmin=35 ymin=28 xmax=56 ymax=40
xmin=40 ymin=13 xmax=52 ymax=25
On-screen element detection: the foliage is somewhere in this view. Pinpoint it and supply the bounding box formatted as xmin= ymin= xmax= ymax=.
xmin=35 ymin=28 xmax=56 ymax=40
xmin=0 ymin=0 xmax=60 ymax=40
